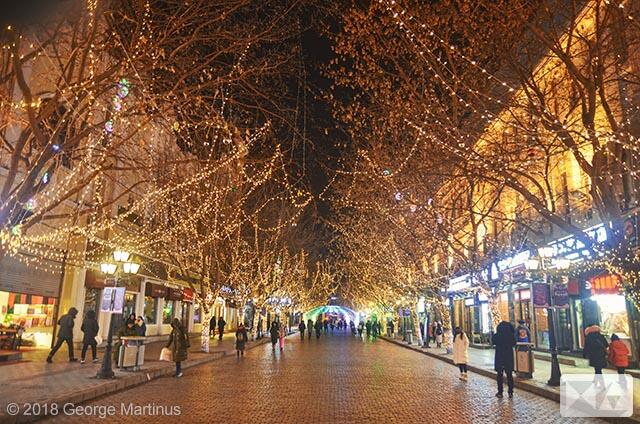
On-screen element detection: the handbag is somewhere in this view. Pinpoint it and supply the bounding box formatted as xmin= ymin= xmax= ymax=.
xmin=159 ymin=347 xmax=173 ymax=362
xmin=94 ymin=335 xmax=103 ymax=345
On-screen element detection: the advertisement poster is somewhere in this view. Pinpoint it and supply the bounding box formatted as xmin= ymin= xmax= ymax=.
xmin=532 ymin=282 xmax=549 ymax=308
xmin=552 ymin=283 xmax=569 ymax=308
xmin=100 ymin=287 xmax=126 ymax=313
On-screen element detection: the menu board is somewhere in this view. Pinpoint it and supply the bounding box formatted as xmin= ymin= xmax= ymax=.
xmin=532 ymin=282 xmax=549 ymax=308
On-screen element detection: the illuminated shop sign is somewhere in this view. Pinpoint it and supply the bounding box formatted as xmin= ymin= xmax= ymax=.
xmin=497 ymin=250 xmax=531 ymax=272
xmin=447 ymin=274 xmax=471 ymax=292
xmin=548 ymin=224 xmax=607 ymax=259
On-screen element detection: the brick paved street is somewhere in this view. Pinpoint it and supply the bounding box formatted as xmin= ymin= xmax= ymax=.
xmin=42 ymin=331 xmax=606 ymax=424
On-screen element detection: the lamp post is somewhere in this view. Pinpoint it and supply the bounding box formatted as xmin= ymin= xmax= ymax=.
xmin=96 ymin=250 xmax=140 ymax=379
xmin=526 ymin=246 xmax=563 ymax=387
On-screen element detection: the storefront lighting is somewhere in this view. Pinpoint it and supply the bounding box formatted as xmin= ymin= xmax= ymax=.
xmin=113 ymin=250 xmax=130 ymax=262
xmin=525 ymin=259 xmax=540 ymax=270
xmin=123 ymin=262 xmax=140 ymax=274
xmin=100 ymin=263 xmax=117 ymax=275
xmin=538 ymin=246 xmax=554 ymax=258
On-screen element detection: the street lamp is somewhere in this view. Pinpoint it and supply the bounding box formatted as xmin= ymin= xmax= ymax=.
xmin=96 ymin=250 xmax=140 ymax=379
xmin=525 ymin=247 xmax=562 ymax=387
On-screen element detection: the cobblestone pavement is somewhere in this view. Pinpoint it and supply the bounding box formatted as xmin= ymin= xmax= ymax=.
xmin=43 ymin=331 xmax=605 ymax=424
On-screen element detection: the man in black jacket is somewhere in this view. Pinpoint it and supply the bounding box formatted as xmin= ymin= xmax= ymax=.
xmin=217 ymin=316 xmax=226 ymax=341
xmin=47 ymin=307 xmax=79 ymax=363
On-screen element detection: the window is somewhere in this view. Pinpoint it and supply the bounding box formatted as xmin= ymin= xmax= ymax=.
xmin=162 ymin=301 xmax=174 ymax=324
xmin=193 ymin=304 xmax=202 ymax=324
xmin=83 ymin=288 xmax=101 ymax=318
xmin=144 ymin=296 xmax=157 ymax=324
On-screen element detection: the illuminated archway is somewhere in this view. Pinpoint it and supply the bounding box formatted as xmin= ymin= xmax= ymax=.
xmin=304 ymin=305 xmax=360 ymax=325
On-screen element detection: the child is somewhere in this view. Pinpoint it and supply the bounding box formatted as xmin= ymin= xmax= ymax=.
xmin=608 ymin=334 xmax=629 ymax=374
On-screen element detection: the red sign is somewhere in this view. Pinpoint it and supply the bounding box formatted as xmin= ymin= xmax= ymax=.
xmin=567 ymin=279 xmax=580 ymax=296
xmin=590 ymin=273 xmax=621 ymax=295
xmin=181 ymin=288 xmax=194 ymax=303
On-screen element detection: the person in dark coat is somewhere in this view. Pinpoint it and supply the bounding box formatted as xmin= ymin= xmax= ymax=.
xmin=314 ymin=319 xmax=322 ymax=339
xmin=365 ymin=320 xmax=372 ymax=338
xmin=298 ymin=320 xmax=306 ymax=341
xmin=235 ymin=323 xmax=248 ymax=357
xmin=492 ymin=321 xmax=517 ymax=398
xmin=270 ymin=321 xmax=280 ymax=350
xmin=114 ymin=319 xmax=138 ymax=365
xmin=80 ymin=310 xmax=99 ymax=364
xmin=47 ymin=307 xmax=78 ymax=363
xmin=167 ymin=318 xmax=189 ymax=377
xmin=307 ymin=319 xmax=313 ymax=340
xmin=209 ymin=316 xmax=216 ymax=338
xmin=135 ymin=316 xmax=146 ymax=336
xmin=583 ymin=324 xmax=609 ymax=374
xmin=217 ymin=316 xmax=226 ymax=341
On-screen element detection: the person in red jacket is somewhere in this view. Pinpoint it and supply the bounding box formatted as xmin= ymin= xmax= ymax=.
xmin=608 ymin=334 xmax=630 ymax=374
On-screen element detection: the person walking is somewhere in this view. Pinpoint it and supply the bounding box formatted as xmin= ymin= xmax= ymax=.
xmin=270 ymin=321 xmax=280 ymax=350
xmin=167 ymin=318 xmax=189 ymax=377
xmin=217 ymin=316 xmax=226 ymax=341
xmin=299 ymin=320 xmax=306 ymax=341
xmin=209 ymin=316 xmax=216 ymax=338
xmin=435 ymin=322 xmax=444 ymax=348
xmin=357 ymin=321 xmax=364 ymax=337
xmin=235 ymin=323 xmax=248 ymax=358
xmin=279 ymin=321 xmax=287 ymax=351
xmin=47 ymin=307 xmax=78 ymax=363
xmin=323 ymin=319 xmax=329 ymax=334
xmin=492 ymin=321 xmax=516 ymax=398
xmin=608 ymin=334 xmax=629 ymax=374
xmin=307 ymin=318 xmax=314 ymax=340
xmin=80 ymin=310 xmax=99 ymax=364
xmin=452 ymin=327 xmax=469 ymax=380
xmin=365 ymin=320 xmax=372 ymax=338
xmin=314 ymin=319 xmax=322 ymax=339
xmin=583 ymin=324 xmax=609 ymax=375
xmin=388 ymin=320 xmax=395 ymax=338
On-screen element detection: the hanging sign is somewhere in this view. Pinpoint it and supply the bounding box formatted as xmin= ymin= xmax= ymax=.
xmin=532 ymin=283 xmax=550 ymax=308
xmin=552 ymin=283 xmax=569 ymax=308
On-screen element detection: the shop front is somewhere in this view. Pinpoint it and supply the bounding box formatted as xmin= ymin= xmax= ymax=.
xmin=0 ymin=256 xmax=62 ymax=347
xmin=587 ymin=272 xmax=636 ymax=362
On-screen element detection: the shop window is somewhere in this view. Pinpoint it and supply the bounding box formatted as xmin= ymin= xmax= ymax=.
xmin=593 ymin=294 xmax=630 ymax=339
xmin=144 ymin=296 xmax=157 ymax=324
xmin=498 ymin=293 xmax=509 ymax=324
xmin=162 ymin=301 xmax=174 ymax=324
xmin=535 ymin=308 xmax=550 ymax=349
xmin=123 ymin=293 xmax=137 ymax=321
xmin=83 ymin=288 xmax=101 ymax=318
xmin=193 ymin=305 xmax=202 ymax=324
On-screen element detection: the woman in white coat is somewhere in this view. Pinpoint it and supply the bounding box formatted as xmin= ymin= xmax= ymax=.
xmin=452 ymin=326 xmax=469 ymax=380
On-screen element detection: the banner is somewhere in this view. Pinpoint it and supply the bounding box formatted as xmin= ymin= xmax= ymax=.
xmin=552 ymin=283 xmax=569 ymax=308
xmin=532 ymin=282 xmax=549 ymax=308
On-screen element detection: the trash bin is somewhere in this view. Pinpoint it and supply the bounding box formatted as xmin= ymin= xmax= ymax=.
xmin=515 ymin=342 xmax=534 ymax=378
xmin=117 ymin=336 xmax=146 ymax=371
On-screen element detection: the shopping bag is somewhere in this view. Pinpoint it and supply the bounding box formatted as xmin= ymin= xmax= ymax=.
xmin=94 ymin=335 xmax=103 ymax=345
xmin=159 ymin=347 xmax=172 ymax=362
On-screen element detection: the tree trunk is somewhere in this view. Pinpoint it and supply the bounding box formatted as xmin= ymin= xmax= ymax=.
xmin=200 ymin=305 xmax=212 ymax=353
